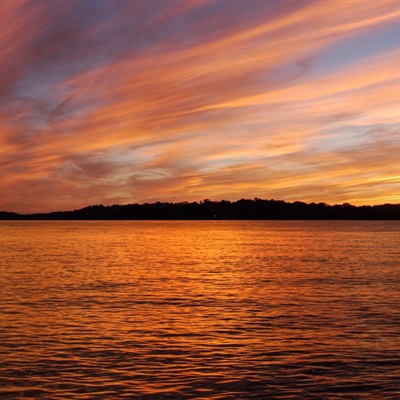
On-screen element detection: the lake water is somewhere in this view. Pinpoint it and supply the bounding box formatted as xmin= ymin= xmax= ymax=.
xmin=0 ymin=220 xmax=399 ymax=399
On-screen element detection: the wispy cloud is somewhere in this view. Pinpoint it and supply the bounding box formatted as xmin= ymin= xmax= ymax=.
xmin=1 ymin=0 xmax=399 ymax=212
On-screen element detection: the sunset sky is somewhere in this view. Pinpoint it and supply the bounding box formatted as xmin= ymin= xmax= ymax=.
xmin=1 ymin=0 xmax=400 ymax=213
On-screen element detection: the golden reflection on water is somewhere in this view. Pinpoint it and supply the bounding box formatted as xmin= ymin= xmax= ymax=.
xmin=0 ymin=221 xmax=399 ymax=399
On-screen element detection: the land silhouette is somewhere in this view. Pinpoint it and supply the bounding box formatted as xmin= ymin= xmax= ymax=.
xmin=1 ymin=199 xmax=399 ymax=220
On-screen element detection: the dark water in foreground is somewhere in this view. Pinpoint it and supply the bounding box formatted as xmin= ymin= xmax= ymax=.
xmin=0 ymin=221 xmax=399 ymax=399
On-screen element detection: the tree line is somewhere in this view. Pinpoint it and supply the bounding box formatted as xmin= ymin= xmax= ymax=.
xmin=1 ymin=199 xmax=399 ymax=220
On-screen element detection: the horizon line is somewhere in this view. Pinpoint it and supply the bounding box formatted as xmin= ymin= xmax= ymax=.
xmin=2 ymin=197 xmax=399 ymax=216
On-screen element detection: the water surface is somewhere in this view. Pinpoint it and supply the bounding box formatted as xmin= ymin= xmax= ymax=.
xmin=0 ymin=221 xmax=399 ymax=399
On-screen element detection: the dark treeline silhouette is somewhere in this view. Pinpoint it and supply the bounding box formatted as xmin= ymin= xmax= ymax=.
xmin=1 ymin=199 xmax=399 ymax=220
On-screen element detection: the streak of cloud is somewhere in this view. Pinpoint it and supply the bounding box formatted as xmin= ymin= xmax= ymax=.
xmin=0 ymin=0 xmax=399 ymax=212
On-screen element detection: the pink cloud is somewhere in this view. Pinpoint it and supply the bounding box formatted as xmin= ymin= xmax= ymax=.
xmin=1 ymin=1 xmax=400 ymax=212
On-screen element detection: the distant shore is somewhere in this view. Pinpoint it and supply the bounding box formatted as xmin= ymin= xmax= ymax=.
xmin=1 ymin=199 xmax=399 ymax=220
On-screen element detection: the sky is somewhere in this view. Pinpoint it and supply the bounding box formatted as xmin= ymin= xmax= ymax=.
xmin=1 ymin=0 xmax=400 ymax=213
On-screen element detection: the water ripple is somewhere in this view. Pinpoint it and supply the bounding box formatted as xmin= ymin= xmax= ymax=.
xmin=0 ymin=221 xmax=399 ymax=399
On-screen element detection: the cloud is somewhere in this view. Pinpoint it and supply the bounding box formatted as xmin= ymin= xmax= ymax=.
xmin=1 ymin=0 xmax=400 ymax=212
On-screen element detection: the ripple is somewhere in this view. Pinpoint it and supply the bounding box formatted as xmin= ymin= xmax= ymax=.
xmin=1 ymin=221 xmax=399 ymax=399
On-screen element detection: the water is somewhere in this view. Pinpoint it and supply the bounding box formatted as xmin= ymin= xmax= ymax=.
xmin=0 ymin=220 xmax=399 ymax=399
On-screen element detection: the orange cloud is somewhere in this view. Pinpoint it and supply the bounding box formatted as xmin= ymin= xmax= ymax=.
xmin=1 ymin=0 xmax=399 ymax=212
